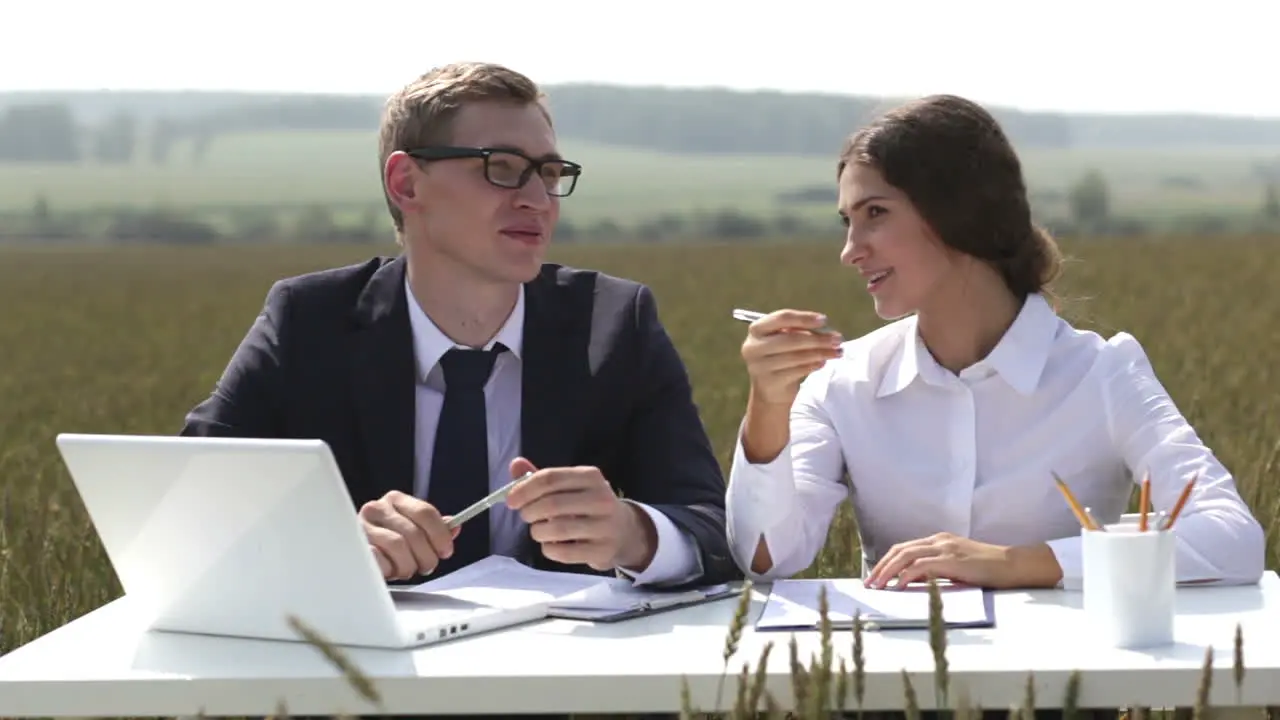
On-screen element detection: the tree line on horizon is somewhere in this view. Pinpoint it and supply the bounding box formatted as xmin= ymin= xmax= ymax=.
xmin=5 ymin=85 xmax=1280 ymax=165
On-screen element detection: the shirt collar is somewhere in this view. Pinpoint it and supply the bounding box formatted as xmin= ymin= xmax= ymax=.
xmin=877 ymin=292 xmax=1058 ymax=398
xmin=404 ymin=279 xmax=525 ymax=383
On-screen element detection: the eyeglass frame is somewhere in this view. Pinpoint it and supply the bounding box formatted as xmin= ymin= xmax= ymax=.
xmin=404 ymin=146 xmax=583 ymax=197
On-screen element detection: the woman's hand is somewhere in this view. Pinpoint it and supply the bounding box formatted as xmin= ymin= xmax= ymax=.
xmin=740 ymin=309 xmax=843 ymax=405
xmin=866 ymin=533 xmax=1063 ymax=590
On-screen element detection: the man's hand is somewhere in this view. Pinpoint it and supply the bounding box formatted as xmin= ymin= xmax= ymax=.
xmin=505 ymin=457 xmax=656 ymax=572
xmin=358 ymin=491 xmax=460 ymax=581
xmin=866 ymin=532 xmax=1063 ymax=590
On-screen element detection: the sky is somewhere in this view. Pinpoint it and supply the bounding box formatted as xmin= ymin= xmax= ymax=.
xmin=2 ymin=0 xmax=1277 ymax=118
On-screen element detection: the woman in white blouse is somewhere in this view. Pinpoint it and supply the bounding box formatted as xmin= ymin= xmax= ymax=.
xmin=725 ymin=94 xmax=1265 ymax=590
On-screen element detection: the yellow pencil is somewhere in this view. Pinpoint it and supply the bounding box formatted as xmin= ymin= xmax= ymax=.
xmin=1138 ymin=470 xmax=1151 ymax=531
xmin=1053 ymin=472 xmax=1099 ymax=531
xmin=1160 ymin=473 xmax=1199 ymax=531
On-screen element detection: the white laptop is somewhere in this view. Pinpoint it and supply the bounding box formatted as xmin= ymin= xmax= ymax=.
xmin=54 ymin=433 xmax=548 ymax=649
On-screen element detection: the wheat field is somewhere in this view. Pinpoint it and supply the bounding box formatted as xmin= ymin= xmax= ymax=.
xmin=1 ymin=238 xmax=1277 ymax=718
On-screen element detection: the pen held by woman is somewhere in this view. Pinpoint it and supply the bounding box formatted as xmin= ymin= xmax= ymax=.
xmin=737 ymin=309 xmax=844 ymax=404
xmin=732 ymin=307 xmax=838 ymax=336
xmin=736 ymin=308 xmax=844 ymax=464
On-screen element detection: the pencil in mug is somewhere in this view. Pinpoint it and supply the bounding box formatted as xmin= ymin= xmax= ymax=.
xmin=1052 ymin=472 xmax=1101 ymax=531
xmin=1158 ymin=472 xmax=1199 ymax=531
xmin=1082 ymin=506 xmax=1103 ymax=531
xmin=1138 ymin=469 xmax=1152 ymax=531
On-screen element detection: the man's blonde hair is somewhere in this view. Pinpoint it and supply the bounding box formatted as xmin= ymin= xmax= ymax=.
xmin=377 ymin=62 xmax=550 ymax=236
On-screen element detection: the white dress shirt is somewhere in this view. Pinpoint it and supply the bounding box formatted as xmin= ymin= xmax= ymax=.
xmin=726 ymin=292 xmax=1265 ymax=588
xmin=405 ymin=279 xmax=702 ymax=586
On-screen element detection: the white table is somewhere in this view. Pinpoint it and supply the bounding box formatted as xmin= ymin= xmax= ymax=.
xmin=1 ymin=573 xmax=1278 ymax=717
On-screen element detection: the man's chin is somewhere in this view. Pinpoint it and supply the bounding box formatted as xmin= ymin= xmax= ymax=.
xmin=488 ymin=237 xmax=547 ymax=280
xmin=494 ymin=257 xmax=545 ymax=285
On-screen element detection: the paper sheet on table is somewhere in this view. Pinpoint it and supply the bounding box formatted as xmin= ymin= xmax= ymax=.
xmin=400 ymin=555 xmax=727 ymax=617
xmin=757 ymin=578 xmax=993 ymax=630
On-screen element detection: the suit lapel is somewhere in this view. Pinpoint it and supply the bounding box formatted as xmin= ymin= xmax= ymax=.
xmin=519 ymin=270 xmax=587 ymax=473
xmin=350 ymin=255 xmax=417 ymax=503
xmin=520 ymin=270 xmax=592 ymax=571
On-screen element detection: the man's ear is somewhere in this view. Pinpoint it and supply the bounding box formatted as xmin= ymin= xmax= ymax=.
xmin=384 ymin=151 xmax=419 ymax=216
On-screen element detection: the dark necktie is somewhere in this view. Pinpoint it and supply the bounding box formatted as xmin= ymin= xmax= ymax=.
xmin=426 ymin=345 xmax=505 ymax=578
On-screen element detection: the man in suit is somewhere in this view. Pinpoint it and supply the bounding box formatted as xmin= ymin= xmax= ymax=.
xmin=181 ymin=61 xmax=738 ymax=602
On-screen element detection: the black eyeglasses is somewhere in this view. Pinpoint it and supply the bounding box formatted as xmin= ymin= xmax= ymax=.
xmin=405 ymin=146 xmax=582 ymax=197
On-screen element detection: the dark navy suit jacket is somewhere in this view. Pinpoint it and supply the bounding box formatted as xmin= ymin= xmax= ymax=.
xmin=180 ymin=254 xmax=739 ymax=587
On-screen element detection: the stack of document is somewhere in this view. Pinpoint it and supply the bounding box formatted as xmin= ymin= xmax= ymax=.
xmin=396 ymin=556 xmax=736 ymax=622
xmin=756 ymin=578 xmax=994 ymax=630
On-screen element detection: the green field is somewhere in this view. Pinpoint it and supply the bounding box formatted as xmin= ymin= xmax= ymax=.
xmin=1 ymin=239 xmax=1278 ymax=717
xmin=2 ymin=131 xmax=1279 ymax=228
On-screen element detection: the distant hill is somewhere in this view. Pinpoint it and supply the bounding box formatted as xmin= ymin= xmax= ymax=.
xmin=3 ymin=85 xmax=1280 ymax=158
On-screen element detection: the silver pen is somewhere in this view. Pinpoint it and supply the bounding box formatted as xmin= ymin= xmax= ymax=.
xmin=731 ymin=308 xmax=836 ymax=335
xmin=445 ymin=470 xmax=534 ymax=529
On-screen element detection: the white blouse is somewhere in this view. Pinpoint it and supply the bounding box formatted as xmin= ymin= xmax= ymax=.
xmin=725 ymin=293 xmax=1265 ymax=587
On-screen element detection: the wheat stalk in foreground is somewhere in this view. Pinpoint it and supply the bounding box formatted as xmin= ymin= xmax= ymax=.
xmin=1194 ymin=646 xmax=1213 ymax=720
xmin=714 ymin=579 xmax=753 ymax=713
xmin=927 ymin=575 xmax=950 ymax=710
xmin=1234 ymin=621 xmax=1245 ymax=705
xmin=278 ymin=575 xmax=1252 ymax=720
xmin=853 ymin=608 xmax=867 ymax=718
xmin=706 ymin=577 xmax=1254 ymax=720
xmin=286 ymin=614 xmax=384 ymax=714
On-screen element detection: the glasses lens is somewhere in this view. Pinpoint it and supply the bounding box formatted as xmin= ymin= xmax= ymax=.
xmin=484 ymin=151 xmax=579 ymax=196
xmin=547 ymin=165 xmax=580 ymax=197
xmin=483 ymin=151 xmax=531 ymax=188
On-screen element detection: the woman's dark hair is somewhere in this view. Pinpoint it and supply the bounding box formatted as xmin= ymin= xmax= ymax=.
xmin=836 ymin=94 xmax=1063 ymax=298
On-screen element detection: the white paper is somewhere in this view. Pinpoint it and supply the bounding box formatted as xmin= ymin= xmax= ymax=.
xmin=400 ymin=556 xmax=721 ymax=614
xmin=758 ymin=578 xmax=989 ymax=629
